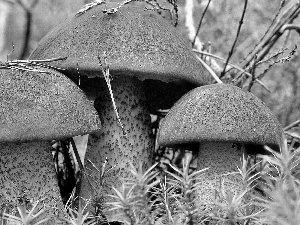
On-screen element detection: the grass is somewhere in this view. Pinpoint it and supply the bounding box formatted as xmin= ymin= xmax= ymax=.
xmin=1 ymin=200 xmax=49 ymax=225
xmin=1 ymin=136 xmax=300 ymax=225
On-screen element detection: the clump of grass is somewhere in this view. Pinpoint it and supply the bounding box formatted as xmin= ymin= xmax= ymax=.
xmin=1 ymin=200 xmax=48 ymax=225
xmin=107 ymin=163 xmax=161 ymax=224
xmin=62 ymin=197 xmax=98 ymax=225
xmin=164 ymin=158 xmax=209 ymax=224
xmin=209 ymin=155 xmax=263 ymax=225
xmin=255 ymin=136 xmax=300 ymax=225
xmin=106 ymin=137 xmax=300 ymax=225
xmin=2 ymin=136 xmax=300 ymax=225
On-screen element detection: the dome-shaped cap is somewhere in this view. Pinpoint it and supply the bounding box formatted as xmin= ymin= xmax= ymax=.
xmin=0 ymin=68 xmax=101 ymax=142
xmin=158 ymin=84 xmax=283 ymax=150
xmin=29 ymin=2 xmax=211 ymax=85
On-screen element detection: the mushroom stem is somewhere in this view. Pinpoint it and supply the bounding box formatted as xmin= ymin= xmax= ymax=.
xmin=0 ymin=141 xmax=65 ymax=224
xmin=80 ymin=76 xmax=154 ymax=221
xmin=196 ymin=142 xmax=245 ymax=209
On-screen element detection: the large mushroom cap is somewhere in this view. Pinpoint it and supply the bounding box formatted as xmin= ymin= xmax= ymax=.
xmin=0 ymin=68 xmax=101 ymax=142
xmin=29 ymin=2 xmax=211 ymax=85
xmin=158 ymin=84 xmax=283 ymax=150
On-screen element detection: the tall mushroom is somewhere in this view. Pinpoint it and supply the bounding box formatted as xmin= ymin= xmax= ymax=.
xmin=0 ymin=68 xmax=101 ymax=223
xmin=157 ymin=83 xmax=283 ymax=209
xmin=29 ymin=2 xmax=212 ymax=220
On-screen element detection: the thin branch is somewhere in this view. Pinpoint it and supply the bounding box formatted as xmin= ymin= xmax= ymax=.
xmin=70 ymin=138 xmax=84 ymax=172
xmin=195 ymin=55 xmax=222 ymax=84
xmin=285 ymin=130 xmax=300 ymax=140
xmin=192 ymin=0 xmax=211 ymax=48
xmin=247 ymin=54 xmax=258 ymax=92
xmin=185 ymin=0 xmax=222 ymax=73
xmin=0 ymin=57 xmax=67 ymax=72
xmin=8 ymin=56 xmax=67 ymax=63
xmin=144 ymin=0 xmax=178 ymax=26
xmin=185 ymin=0 xmax=203 ymax=50
xmin=76 ymin=0 xmax=105 ymax=16
xmin=220 ymin=0 xmax=248 ymax=78
xmin=241 ymin=0 xmax=286 ymax=64
xmin=193 ymin=49 xmax=271 ymax=92
xmin=19 ymin=9 xmax=32 ymax=59
xmin=13 ymin=0 xmax=40 ymax=59
xmin=280 ymin=23 xmax=300 ymax=33
xmin=69 ymin=138 xmax=96 ymax=198
xmin=283 ymin=118 xmax=300 ymax=131
xmin=102 ymin=0 xmax=133 ymax=14
xmin=241 ymin=1 xmax=300 ymax=70
xmin=256 ymin=45 xmax=297 ymax=80
xmin=255 ymin=48 xmax=286 ymax=66
xmin=98 ymin=53 xmax=127 ymax=136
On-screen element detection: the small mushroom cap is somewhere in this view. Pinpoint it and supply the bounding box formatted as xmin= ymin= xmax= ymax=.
xmin=158 ymin=84 xmax=283 ymax=151
xmin=0 ymin=68 xmax=101 ymax=142
xmin=29 ymin=2 xmax=211 ymax=85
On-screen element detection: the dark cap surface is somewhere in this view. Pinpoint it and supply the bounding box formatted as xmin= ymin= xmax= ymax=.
xmin=0 ymin=68 xmax=101 ymax=142
xmin=158 ymin=84 xmax=283 ymax=149
xmin=30 ymin=2 xmax=211 ymax=85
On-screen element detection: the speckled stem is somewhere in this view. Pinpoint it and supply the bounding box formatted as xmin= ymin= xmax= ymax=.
xmin=0 ymin=142 xmax=66 ymax=225
xmin=80 ymin=77 xmax=154 ymax=222
xmin=196 ymin=142 xmax=245 ymax=210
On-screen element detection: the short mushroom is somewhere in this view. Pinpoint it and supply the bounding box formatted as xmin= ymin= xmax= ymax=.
xmin=29 ymin=1 xmax=212 ymax=220
xmin=157 ymin=83 xmax=283 ymax=209
xmin=0 ymin=68 xmax=101 ymax=223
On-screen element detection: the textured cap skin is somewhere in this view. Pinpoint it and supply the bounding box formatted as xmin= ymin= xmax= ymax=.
xmin=0 ymin=68 xmax=101 ymax=142
xmin=29 ymin=2 xmax=211 ymax=85
xmin=158 ymin=84 xmax=283 ymax=150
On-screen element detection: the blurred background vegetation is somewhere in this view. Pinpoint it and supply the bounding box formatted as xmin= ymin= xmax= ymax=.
xmin=0 ymin=0 xmax=299 ymax=127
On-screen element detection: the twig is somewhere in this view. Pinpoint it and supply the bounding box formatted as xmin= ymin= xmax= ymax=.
xmin=185 ymin=0 xmax=222 ymax=73
xmin=185 ymin=0 xmax=203 ymax=50
xmin=98 ymin=53 xmax=127 ymax=136
xmin=195 ymin=55 xmax=222 ymax=84
xmin=13 ymin=0 xmax=40 ymax=59
xmin=255 ymin=48 xmax=286 ymax=66
xmin=285 ymin=130 xmax=300 ymax=140
xmin=256 ymin=45 xmax=297 ymax=80
xmin=220 ymin=0 xmax=248 ymax=78
xmin=247 ymin=54 xmax=258 ymax=92
xmin=193 ymin=49 xmax=271 ymax=92
xmin=192 ymin=0 xmax=211 ymax=48
xmin=69 ymin=137 xmax=98 ymax=199
xmin=144 ymin=0 xmax=178 ymax=26
xmin=165 ymin=0 xmax=178 ymax=26
xmin=241 ymin=0 xmax=286 ymax=64
xmin=7 ymin=57 xmax=67 ymax=63
xmin=280 ymin=23 xmax=300 ymax=33
xmin=283 ymin=118 xmax=300 ymax=131
xmin=0 ymin=57 xmax=67 ymax=73
xmin=102 ymin=0 xmax=132 ymax=14
xmin=241 ymin=1 xmax=300 ymax=70
xmin=234 ymin=45 xmax=297 ymax=86
xmin=70 ymin=138 xmax=84 ymax=172
xmin=75 ymin=0 xmax=105 ymax=16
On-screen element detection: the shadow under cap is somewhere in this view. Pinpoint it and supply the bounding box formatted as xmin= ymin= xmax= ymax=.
xmin=158 ymin=83 xmax=283 ymax=153
xmin=0 ymin=68 xmax=102 ymax=142
xmin=29 ymin=2 xmax=211 ymax=85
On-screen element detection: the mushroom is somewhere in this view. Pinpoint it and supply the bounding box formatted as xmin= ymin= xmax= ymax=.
xmin=0 ymin=68 xmax=101 ymax=222
xmin=157 ymin=83 xmax=283 ymax=209
xmin=29 ymin=2 xmax=212 ymax=220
